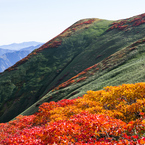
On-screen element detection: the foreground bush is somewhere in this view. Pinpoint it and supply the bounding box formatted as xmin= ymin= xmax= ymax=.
xmin=0 ymin=83 xmax=145 ymax=144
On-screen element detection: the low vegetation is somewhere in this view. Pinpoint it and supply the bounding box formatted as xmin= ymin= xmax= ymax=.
xmin=0 ymin=83 xmax=144 ymax=144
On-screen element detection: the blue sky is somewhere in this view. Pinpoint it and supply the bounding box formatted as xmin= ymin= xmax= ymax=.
xmin=0 ymin=0 xmax=145 ymax=46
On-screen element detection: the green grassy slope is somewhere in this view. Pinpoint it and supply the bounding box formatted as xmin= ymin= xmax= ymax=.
xmin=20 ymin=14 xmax=145 ymax=117
xmin=20 ymin=37 xmax=145 ymax=116
xmin=1 ymin=13 xmax=145 ymax=122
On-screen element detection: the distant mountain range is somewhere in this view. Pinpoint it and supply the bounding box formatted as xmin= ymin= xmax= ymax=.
xmin=0 ymin=41 xmax=43 ymax=50
xmin=0 ymin=43 xmax=43 ymax=72
xmin=0 ymin=48 xmax=14 ymax=56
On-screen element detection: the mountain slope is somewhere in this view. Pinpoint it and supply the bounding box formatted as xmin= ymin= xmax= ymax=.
xmin=1 ymin=14 xmax=145 ymax=122
xmin=0 ymin=48 xmax=14 ymax=55
xmin=21 ymin=37 xmax=145 ymax=116
xmin=0 ymin=44 xmax=43 ymax=72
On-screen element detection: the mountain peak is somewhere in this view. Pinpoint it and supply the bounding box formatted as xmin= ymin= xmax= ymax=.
xmin=35 ymin=18 xmax=100 ymax=52
xmin=5 ymin=18 xmax=100 ymax=72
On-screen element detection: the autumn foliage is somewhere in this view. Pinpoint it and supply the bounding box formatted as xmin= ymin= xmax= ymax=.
xmin=53 ymin=64 xmax=99 ymax=91
xmin=0 ymin=83 xmax=145 ymax=144
xmin=107 ymin=13 xmax=145 ymax=31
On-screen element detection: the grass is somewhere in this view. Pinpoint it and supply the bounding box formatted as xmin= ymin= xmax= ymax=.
xmin=20 ymin=37 xmax=145 ymax=117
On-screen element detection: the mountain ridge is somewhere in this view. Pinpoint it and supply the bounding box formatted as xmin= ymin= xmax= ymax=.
xmin=0 ymin=48 xmax=14 ymax=55
xmin=5 ymin=18 xmax=100 ymax=72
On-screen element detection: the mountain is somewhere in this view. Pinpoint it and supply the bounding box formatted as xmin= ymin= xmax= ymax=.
xmin=0 ymin=48 xmax=14 ymax=55
xmin=0 ymin=41 xmax=43 ymax=50
xmin=0 ymin=13 xmax=145 ymax=123
xmin=0 ymin=44 xmax=43 ymax=72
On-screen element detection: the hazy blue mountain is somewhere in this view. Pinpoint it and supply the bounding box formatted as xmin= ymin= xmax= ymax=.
xmin=0 ymin=41 xmax=43 ymax=50
xmin=0 ymin=48 xmax=14 ymax=55
xmin=0 ymin=44 xmax=43 ymax=72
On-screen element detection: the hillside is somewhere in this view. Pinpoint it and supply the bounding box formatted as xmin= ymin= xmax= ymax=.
xmin=1 ymin=13 xmax=145 ymax=122
xmin=0 ymin=48 xmax=14 ymax=56
xmin=0 ymin=44 xmax=43 ymax=72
